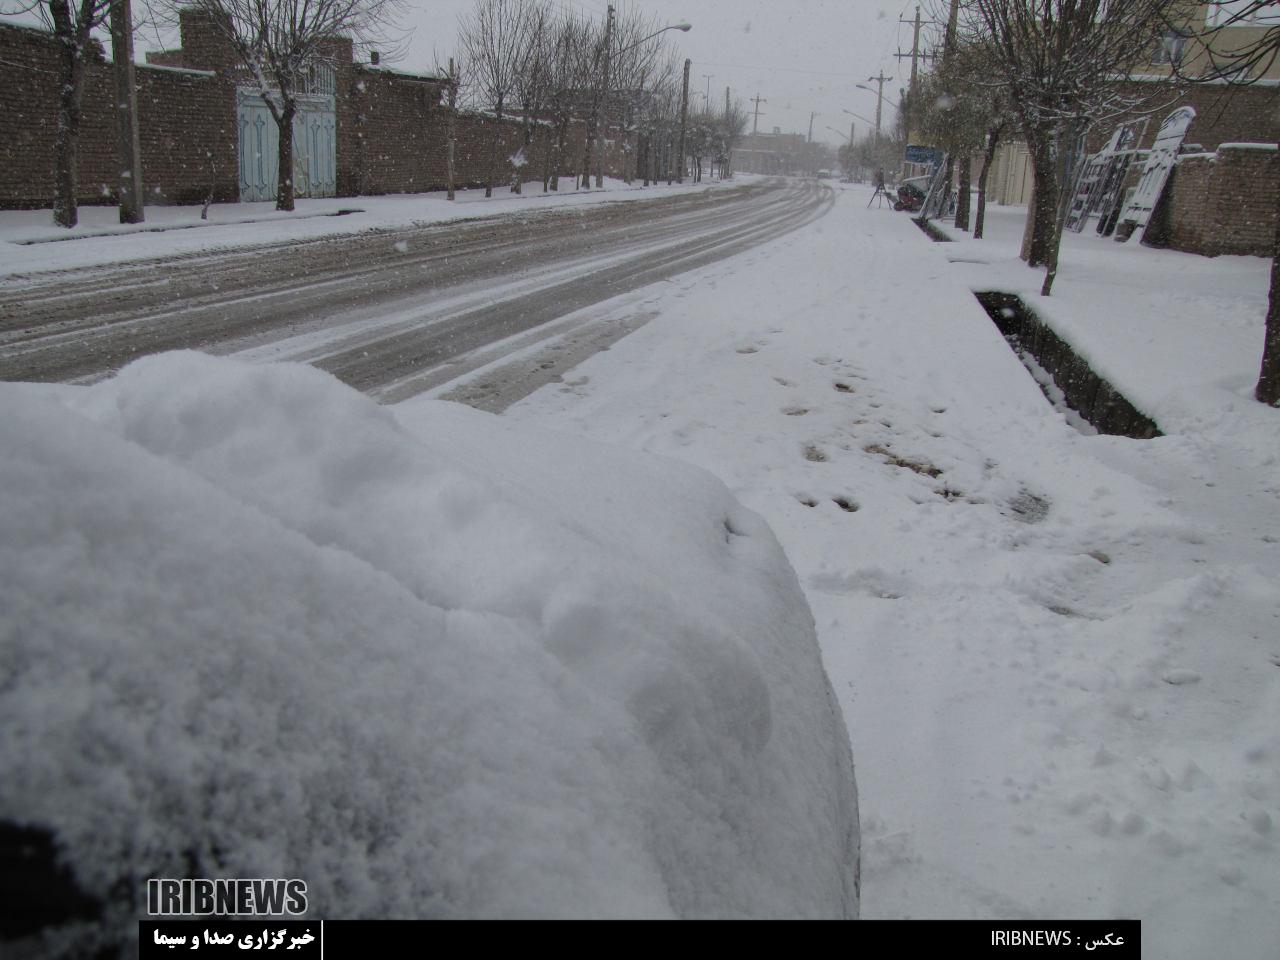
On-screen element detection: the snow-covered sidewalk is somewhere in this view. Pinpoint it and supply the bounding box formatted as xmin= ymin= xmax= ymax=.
xmin=490 ymin=183 xmax=1279 ymax=954
xmin=0 ymin=176 xmax=735 ymax=278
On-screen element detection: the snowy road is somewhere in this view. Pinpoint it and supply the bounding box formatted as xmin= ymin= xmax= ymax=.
xmin=0 ymin=177 xmax=831 ymax=399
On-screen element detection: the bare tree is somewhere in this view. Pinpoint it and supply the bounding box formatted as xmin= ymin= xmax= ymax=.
xmin=176 ymin=0 xmax=406 ymax=211
xmin=959 ymin=0 xmax=1181 ymax=295
xmin=639 ymin=55 xmax=682 ymax=185
xmin=609 ymin=9 xmax=671 ymax=184
xmin=1163 ymin=1 xmax=1280 ymax=406
xmin=5 ymin=0 xmax=113 ymax=227
xmin=716 ymin=96 xmax=749 ymax=178
xmin=913 ymin=39 xmax=1016 ymax=235
xmin=539 ymin=9 xmax=597 ymax=191
xmin=459 ymin=0 xmax=548 ymax=198
xmin=507 ymin=0 xmax=553 ymax=194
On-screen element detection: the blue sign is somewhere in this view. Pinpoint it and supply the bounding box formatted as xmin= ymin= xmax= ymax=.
xmin=905 ymin=145 xmax=942 ymax=165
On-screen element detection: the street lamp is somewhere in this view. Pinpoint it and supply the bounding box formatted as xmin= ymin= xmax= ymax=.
xmin=855 ymin=79 xmax=899 ymax=138
xmin=843 ymin=107 xmax=875 ymax=128
xmin=598 ymin=17 xmax=692 ymax=187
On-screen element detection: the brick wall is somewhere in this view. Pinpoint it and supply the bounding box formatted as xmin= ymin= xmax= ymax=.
xmin=1095 ymin=81 xmax=1280 ymax=154
xmin=0 ymin=21 xmax=238 ymax=208
xmin=2 ymin=17 xmax=638 ymax=210
xmin=1147 ymin=144 xmax=1280 ymax=257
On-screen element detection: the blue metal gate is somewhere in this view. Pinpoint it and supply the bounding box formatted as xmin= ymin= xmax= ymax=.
xmin=237 ymin=88 xmax=336 ymax=202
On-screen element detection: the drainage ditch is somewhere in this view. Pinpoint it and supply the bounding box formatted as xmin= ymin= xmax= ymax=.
xmin=914 ymin=218 xmax=952 ymax=242
xmin=974 ymin=291 xmax=1162 ymax=439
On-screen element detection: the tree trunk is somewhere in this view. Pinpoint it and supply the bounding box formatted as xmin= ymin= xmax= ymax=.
xmin=486 ymin=100 xmax=504 ymax=200
xmin=512 ymin=122 xmax=533 ymax=194
xmin=551 ymin=121 xmax=566 ymax=192
xmin=1257 ymin=197 xmax=1280 ymax=405
xmin=542 ymin=127 xmax=552 ymax=193
xmin=111 ymin=0 xmax=144 ymax=225
xmin=51 ymin=9 xmax=87 ymax=229
xmin=974 ymin=128 xmax=1001 ymax=240
xmin=954 ymin=155 xmax=972 ymax=232
xmin=944 ymin=155 xmax=955 ymax=217
xmin=275 ymin=102 xmax=297 ymax=212
xmin=582 ymin=104 xmax=596 ymax=189
xmin=1026 ymin=135 xmax=1057 ymax=268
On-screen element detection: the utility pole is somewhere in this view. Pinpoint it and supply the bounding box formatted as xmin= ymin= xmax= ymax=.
xmin=725 ymin=86 xmax=733 ymax=179
xmin=595 ymin=3 xmax=616 ymax=188
xmin=750 ymin=93 xmax=766 ymax=135
xmin=703 ymin=74 xmax=713 ymax=103
xmin=894 ymin=6 xmax=923 ymax=90
xmin=446 ymin=58 xmax=458 ymax=201
xmin=867 ymin=71 xmax=891 ymax=138
xmin=110 ymin=0 xmax=144 ymax=224
xmin=677 ymin=58 xmax=690 ymax=184
xmin=808 ymin=111 xmax=817 ymax=142
xmin=945 ymin=0 xmax=960 ymax=60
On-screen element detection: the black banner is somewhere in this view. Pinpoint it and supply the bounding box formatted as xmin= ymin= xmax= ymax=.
xmin=141 ymin=919 xmax=1140 ymax=953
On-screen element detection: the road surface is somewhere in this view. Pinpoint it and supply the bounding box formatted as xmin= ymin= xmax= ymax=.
xmin=0 ymin=177 xmax=832 ymax=406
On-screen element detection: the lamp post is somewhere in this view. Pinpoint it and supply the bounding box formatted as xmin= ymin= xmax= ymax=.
xmin=827 ymin=125 xmax=855 ymax=181
xmin=843 ymin=107 xmax=876 ymax=128
xmin=596 ymin=11 xmax=691 ymax=187
xmin=855 ymin=76 xmax=895 ymax=138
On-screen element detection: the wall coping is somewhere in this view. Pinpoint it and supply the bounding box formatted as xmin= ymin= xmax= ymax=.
xmin=355 ymin=63 xmax=448 ymax=83
xmin=1124 ymin=72 xmax=1280 ymax=87
xmin=136 ymin=63 xmax=217 ymax=78
xmin=1218 ymin=141 xmax=1279 ymax=151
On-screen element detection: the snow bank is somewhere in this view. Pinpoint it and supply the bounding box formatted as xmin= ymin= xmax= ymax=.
xmin=0 ymin=352 xmax=858 ymax=951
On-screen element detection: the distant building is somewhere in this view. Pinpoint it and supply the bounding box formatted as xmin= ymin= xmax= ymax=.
xmin=734 ymin=128 xmax=809 ymax=175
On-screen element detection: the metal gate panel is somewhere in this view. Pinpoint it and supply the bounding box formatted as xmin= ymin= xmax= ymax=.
xmin=1115 ymin=106 xmax=1195 ymax=243
xmin=237 ymin=89 xmax=336 ymax=202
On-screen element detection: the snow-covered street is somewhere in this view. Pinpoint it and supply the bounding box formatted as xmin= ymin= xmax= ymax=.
xmin=1 ymin=177 xmax=1277 ymax=948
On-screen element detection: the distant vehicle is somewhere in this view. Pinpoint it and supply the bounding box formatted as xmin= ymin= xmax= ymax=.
xmin=816 ymin=169 xmax=833 ymax=179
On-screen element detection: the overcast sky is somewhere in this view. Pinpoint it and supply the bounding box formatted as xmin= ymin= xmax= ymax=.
xmin=2 ymin=0 xmax=936 ymax=148
xmin=398 ymin=0 xmax=927 ymax=147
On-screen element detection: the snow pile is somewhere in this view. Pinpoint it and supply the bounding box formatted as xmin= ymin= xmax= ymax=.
xmin=0 ymin=352 xmax=858 ymax=949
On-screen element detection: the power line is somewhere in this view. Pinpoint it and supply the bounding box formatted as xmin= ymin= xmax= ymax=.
xmin=697 ymin=59 xmax=888 ymax=80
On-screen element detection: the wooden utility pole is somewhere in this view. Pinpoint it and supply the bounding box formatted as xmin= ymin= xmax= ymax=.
xmin=944 ymin=0 xmax=961 ymax=61
xmin=894 ymin=6 xmax=922 ymax=89
xmin=750 ymin=93 xmax=766 ymax=135
xmin=446 ymin=58 xmax=458 ymax=201
xmin=867 ymin=71 xmax=892 ymax=138
xmin=595 ymin=4 xmax=616 ymax=188
xmin=110 ymin=0 xmax=144 ymax=224
xmin=677 ymin=58 xmax=690 ymax=184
